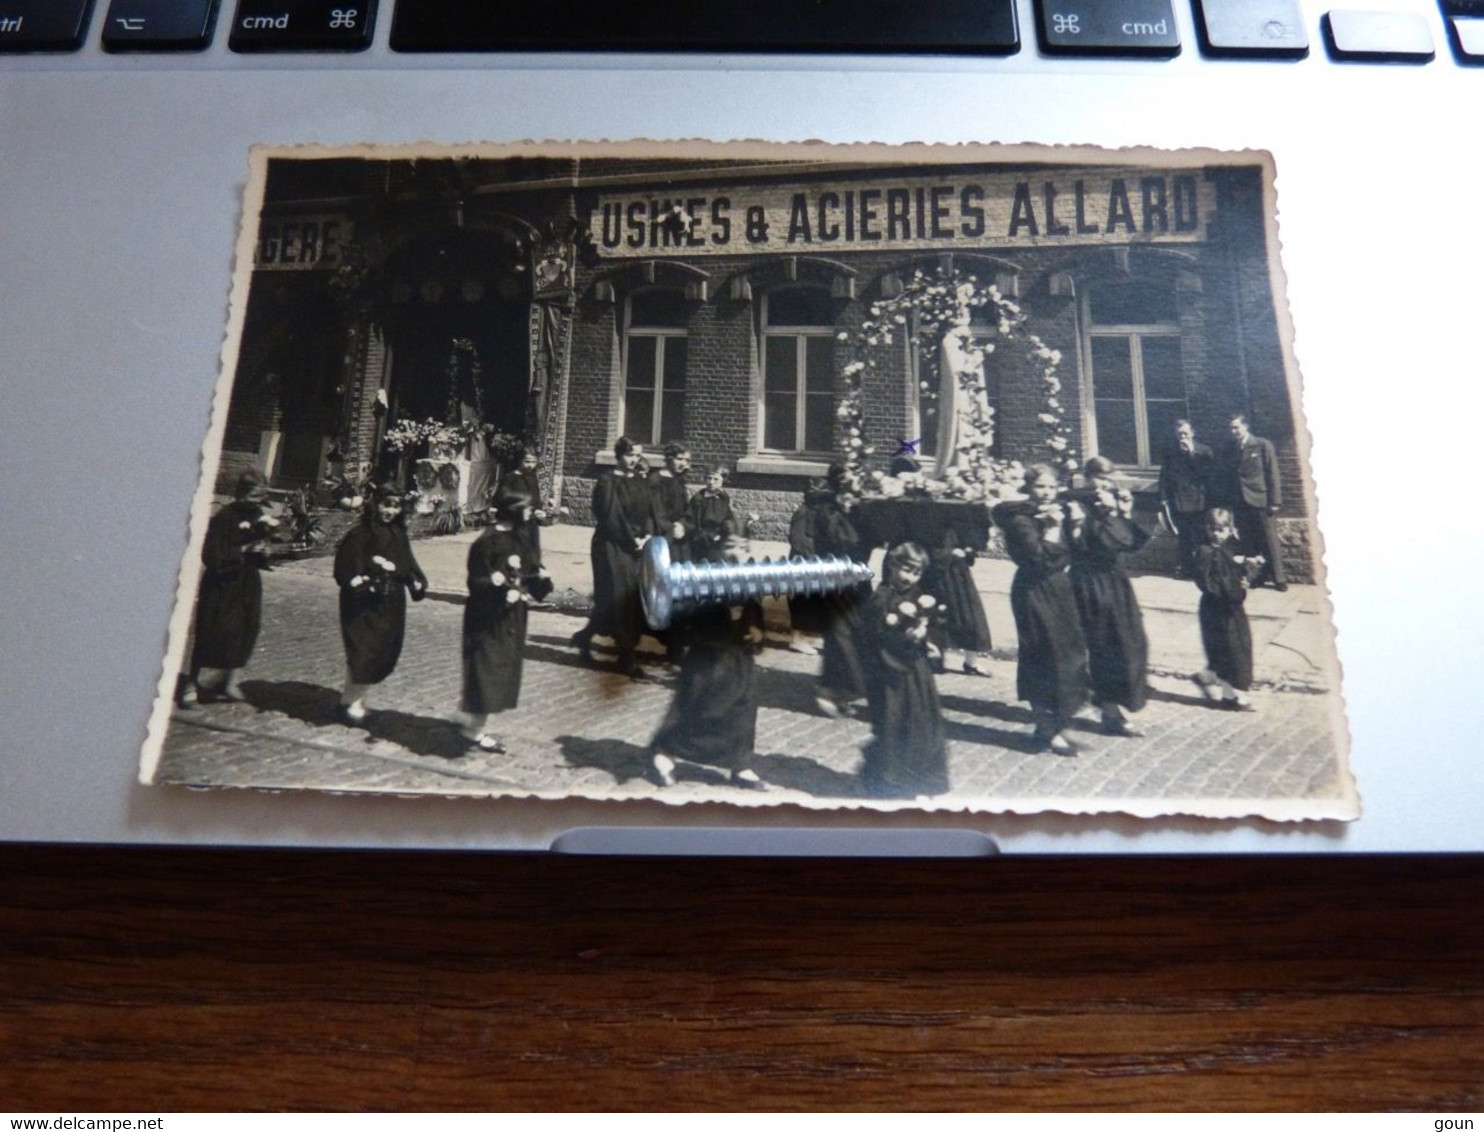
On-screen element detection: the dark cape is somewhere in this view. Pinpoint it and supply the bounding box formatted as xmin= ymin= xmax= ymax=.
xmin=791 ymin=491 xmax=868 ymax=700
xmin=462 ymin=525 xmax=535 ymax=714
xmin=649 ymin=602 xmax=761 ymax=771
xmin=993 ymin=501 xmax=1089 ymax=723
xmin=648 ymin=469 xmax=692 ymax=563
xmin=588 ymin=469 xmax=655 ymax=652
xmin=859 ymin=584 xmax=949 ymax=799
xmin=686 ymin=488 xmax=735 ymax=563
xmin=1194 ymin=541 xmax=1256 ymax=691
xmin=333 ymin=516 xmax=429 ymax=685
xmin=1069 ymin=510 xmax=1150 ymax=712
xmin=190 ymin=500 xmax=272 ymax=671
xmin=928 ymin=529 xmax=993 ymax=654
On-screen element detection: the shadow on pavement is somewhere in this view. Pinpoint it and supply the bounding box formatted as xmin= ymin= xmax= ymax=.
xmin=1148 ymin=684 xmax=1215 ymax=709
xmin=754 ymin=664 xmax=833 ymax=716
xmin=750 ymin=751 xmax=867 ymax=798
xmin=242 ymin=679 xmax=470 ymax=760
xmin=555 ymin=735 xmax=655 ymax=786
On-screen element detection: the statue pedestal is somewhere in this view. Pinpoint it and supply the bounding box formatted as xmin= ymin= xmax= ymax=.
xmin=854 ymin=498 xmax=992 ymax=552
xmin=414 ymin=443 xmax=473 ymax=514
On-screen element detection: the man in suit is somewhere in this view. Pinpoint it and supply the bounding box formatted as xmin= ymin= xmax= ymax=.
xmin=1158 ymin=418 xmax=1214 ymax=579
xmin=1222 ymin=413 xmax=1287 ymax=591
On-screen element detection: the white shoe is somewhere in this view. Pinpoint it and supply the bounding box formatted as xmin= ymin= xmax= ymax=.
xmin=650 ymin=752 xmax=678 ymax=787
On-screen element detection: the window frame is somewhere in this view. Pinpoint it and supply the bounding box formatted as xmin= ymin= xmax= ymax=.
xmin=621 ymin=288 xmax=688 ymax=448
xmin=1082 ymin=287 xmax=1186 ymax=471
xmin=758 ymin=287 xmax=837 ymax=458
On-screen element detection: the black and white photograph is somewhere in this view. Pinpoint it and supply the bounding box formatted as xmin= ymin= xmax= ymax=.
xmin=140 ymin=140 xmax=1356 ymax=821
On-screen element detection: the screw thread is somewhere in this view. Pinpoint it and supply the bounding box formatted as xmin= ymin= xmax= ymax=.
xmin=668 ymin=554 xmax=873 ymax=608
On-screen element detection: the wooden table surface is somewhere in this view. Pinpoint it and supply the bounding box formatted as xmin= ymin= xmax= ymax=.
xmin=2 ymin=846 xmax=1481 ymax=1111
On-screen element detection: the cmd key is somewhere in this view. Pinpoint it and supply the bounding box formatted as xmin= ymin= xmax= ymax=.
xmin=229 ymin=0 xmax=375 ymax=51
xmin=1035 ymin=0 xmax=1180 ymax=56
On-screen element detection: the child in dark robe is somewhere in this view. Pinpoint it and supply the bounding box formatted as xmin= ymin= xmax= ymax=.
xmin=460 ymin=486 xmax=553 ymax=753
xmin=930 ymin=526 xmax=994 ymax=678
xmin=800 ymin=464 xmax=869 ymax=717
xmin=648 ymin=537 xmax=765 ymax=792
xmin=1069 ymin=456 xmax=1151 ymax=737
xmin=648 ymin=441 xmax=692 ymax=663
xmin=686 ymin=466 xmax=736 ymax=563
xmin=859 ymin=542 xmax=949 ymax=799
xmin=1192 ymin=507 xmax=1261 ymax=711
xmin=182 ymin=469 xmax=277 ymax=706
xmin=332 ymin=484 xmax=428 ymax=725
xmin=993 ymin=463 xmax=1090 ymax=756
xmin=503 ymin=446 xmax=546 ymax=567
xmin=648 ymin=441 xmax=693 ymax=562
xmin=785 ymin=477 xmax=832 ymax=655
xmin=571 ymin=436 xmax=656 ymax=677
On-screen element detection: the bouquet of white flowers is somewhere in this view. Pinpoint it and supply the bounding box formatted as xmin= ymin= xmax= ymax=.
xmin=882 ymin=592 xmax=942 ymax=646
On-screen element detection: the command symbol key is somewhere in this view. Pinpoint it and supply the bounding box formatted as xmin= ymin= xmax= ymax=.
xmin=229 ymin=0 xmax=375 ymax=51
xmin=1035 ymin=0 xmax=1181 ymax=57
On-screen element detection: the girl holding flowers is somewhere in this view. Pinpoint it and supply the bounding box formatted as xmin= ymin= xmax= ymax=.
xmin=460 ymin=485 xmax=553 ymax=753
xmin=332 ymin=483 xmax=428 ymax=726
xmin=858 ymin=542 xmax=949 ymax=799
xmin=992 ymin=463 xmax=1090 ymax=755
xmin=1068 ymin=456 xmax=1151 ymax=737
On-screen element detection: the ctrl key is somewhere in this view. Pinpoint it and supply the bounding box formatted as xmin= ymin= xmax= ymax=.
xmin=0 ymin=0 xmax=94 ymax=52
xmin=229 ymin=0 xmax=375 ymax=51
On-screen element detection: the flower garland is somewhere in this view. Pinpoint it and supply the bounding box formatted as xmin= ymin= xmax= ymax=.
xmin=838 ymin=266 xmax=1077 ymax=502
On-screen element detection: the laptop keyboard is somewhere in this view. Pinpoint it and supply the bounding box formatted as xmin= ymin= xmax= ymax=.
xmin=0 ymin=0 xmax=1480 ymax=64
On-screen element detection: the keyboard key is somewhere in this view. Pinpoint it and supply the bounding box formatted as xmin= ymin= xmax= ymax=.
xmin=389 ymin=0 xmax=1020 ymax=55
xmin=1194 ymin=0 xmax=1308 ymax=58
xmin=102 ymin=0 xmax=216 ymax=50
xmin=1448 ymin=14 xmax=1484 ymax=59
xmin=229 ymin=0 xmax=374 ymax=51
xmin=1323 ymin=9 xmax=1434 ymax=60
xmin=0 ymin=0 xmax=93 ymax=51
xmin=1035 ymin=0 xmax=1181 ymax=57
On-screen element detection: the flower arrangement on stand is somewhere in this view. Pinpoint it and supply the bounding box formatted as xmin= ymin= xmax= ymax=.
xmin=381 ymin=418 xmax=485 ymax=457
xmin=837 ymin=265 xmax=1077 ymax=505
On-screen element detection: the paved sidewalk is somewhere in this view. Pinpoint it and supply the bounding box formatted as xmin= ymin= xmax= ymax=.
xmin=154 ymin=567 xmax=1349 ymax=812
xmin=279 ymin=521 xmax=1336 ymax=692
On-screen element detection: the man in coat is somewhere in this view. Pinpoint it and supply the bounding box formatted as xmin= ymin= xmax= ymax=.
xmin=1158 ymin=419 xmax=1214 ymax=579
xmin=1220 ymin=413 xmax=1287 ymax=591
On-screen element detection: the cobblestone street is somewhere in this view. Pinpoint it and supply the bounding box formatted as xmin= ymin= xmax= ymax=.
xmin=150 ymin=565 xmax=1349 ymax=815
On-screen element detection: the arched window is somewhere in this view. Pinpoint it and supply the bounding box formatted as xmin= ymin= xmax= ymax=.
xmin=761 ymin=286 xmax=835 ymax=456
xmin=1086 ymin=277 xmax=1186 ymax=468
xmin=623 ymin=289 xmax=688 ymax=446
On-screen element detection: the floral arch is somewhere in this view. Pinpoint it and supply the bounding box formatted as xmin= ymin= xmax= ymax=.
xmin=837 ymin=264 xmax=1078 ymax=503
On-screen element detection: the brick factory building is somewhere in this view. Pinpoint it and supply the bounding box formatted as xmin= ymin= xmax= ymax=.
xmin=216 ymin=150 xmax=1310 ymax=577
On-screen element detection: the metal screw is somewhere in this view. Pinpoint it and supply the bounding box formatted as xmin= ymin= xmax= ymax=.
xmin=640 ymin=537 xmax=873 ymax=630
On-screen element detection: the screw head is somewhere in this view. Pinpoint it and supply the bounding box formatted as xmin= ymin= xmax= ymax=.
xmin=640 ymin=536 xmax=673 ymax=630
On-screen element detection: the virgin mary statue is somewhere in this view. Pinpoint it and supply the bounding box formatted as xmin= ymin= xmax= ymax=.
xmin=933 ymin=314 xmax=994 ymax=481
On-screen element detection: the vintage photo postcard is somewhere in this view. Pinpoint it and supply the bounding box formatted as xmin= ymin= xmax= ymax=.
xmin=141 ymin=140 xmax=1357 ymax=822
